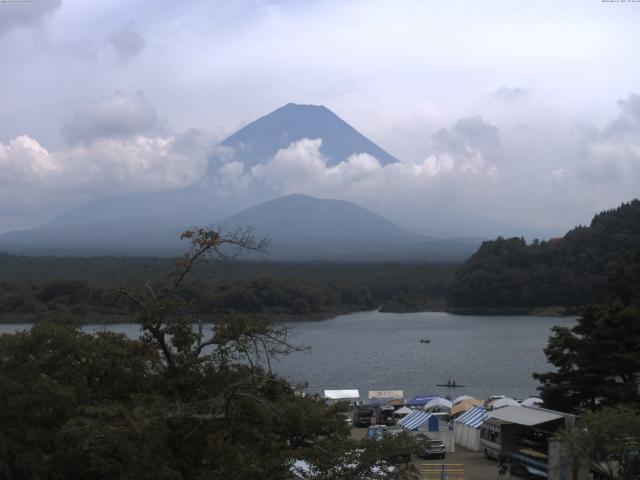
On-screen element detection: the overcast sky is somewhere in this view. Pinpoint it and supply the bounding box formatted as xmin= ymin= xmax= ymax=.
xmin=1 ymin=0 xmax=639 ymax=236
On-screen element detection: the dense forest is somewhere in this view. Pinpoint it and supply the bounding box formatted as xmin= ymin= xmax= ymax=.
xmin=0 ymin=253 xmax=457 ymax=323
xmin=449 ymin=200 xmax=640 ymax=311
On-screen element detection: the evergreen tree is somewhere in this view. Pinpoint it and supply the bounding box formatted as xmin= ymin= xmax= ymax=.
xmin=534 ymin=303 xmax=640 ymax=413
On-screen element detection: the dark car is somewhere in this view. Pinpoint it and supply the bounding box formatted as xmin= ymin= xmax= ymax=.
xmin=414 ymin=435 xmax=447 ymax=459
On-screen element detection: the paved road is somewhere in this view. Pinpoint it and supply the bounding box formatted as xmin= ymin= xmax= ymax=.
xmin=350 ymin=427 xmax=535 ymax=480
xmin=413 ymin=446 xmax=503 ymax=480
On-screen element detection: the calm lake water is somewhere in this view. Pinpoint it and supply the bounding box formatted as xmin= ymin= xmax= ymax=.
xmin=0 ymin=311 xmax=575 ymax=401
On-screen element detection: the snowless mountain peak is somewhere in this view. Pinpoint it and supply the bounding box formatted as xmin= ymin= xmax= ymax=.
xmin=216 ymin=102 xmax=399 ymax=168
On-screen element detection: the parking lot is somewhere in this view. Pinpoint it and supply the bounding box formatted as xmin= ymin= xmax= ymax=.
xmin=350 ymin=427 xmax=520 ymax=480
xmin=413 ymin=446 xmax=504 ymax=480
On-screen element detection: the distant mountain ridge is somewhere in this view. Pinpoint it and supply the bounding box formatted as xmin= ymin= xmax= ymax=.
xmin=0 ymin=103 xmax=479 ymax=260
xmin=218 ymin=193 xmax=419 ymax=245
xmin=214 ymin=193 xmax=447 ymax=260
xmin=6 ymin=102 xmax=399 ymax=234
xmin=218 ymin=103 xmax=398 ymax=169
xmin=0 ymin=193 xmax=480 ymax=260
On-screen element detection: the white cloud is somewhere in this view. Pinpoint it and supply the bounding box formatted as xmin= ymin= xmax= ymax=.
xmin=550 ymin=93 xmax=640 ymax=211
xmin=62 ymin=91 xmax=160 ymax=145
xmin=243 ymin=116 xmax=502 ymax=197
xmin=55 ymin=135 xmax=206 ymax=193
xmin=215 ymin=161 xmax=251 ymax=196
xmin=0 ymin=131 xmax=211 ymax=231
xmin=1 ymin=0 xmax=639 ymax=235
xmin=491 ymin=86 xmax=531 ymax=101
xmin=203 ymin=124 xmax=502 ymax=237
xmin=248 ymin=138 xmax=385 ymax=195
xmin=0 ymin=135 xmax=59 ymax=185
xmin=0 ymin=0 xmax=61 ymax=36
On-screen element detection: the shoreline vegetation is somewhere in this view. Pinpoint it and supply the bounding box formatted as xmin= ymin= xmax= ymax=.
xmin=0 ymin=254 xmax=458 ymax=324
xmin=0 ymin=304 xmax=579 ymax=325
xmin=1 ymin=200 xmax=637 ymax=324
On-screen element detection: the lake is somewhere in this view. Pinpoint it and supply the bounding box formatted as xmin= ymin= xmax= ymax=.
xmin=0 ymin=310 xmax=574 ymax=401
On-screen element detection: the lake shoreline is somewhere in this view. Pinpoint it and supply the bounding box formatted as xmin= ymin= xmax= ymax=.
xmin=0 ymin=310 xmax=577 ymax=400
xmin=0 ymin=304 xmax=580 ymax=325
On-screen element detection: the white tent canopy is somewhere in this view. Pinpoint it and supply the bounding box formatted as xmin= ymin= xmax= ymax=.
xmin=394 ymin=406 xmax=413 ymax=416
xmin=521 ymin=397 xmax=543 ymax=407
xmin=452 ymin=395 xmax=475 ymax=405
xmin=324 ymin=389 xmax=359 ymax=400
xmin=424 ymin=397 xmax=452 ymax=411
xmin=490 ymin=397 xmax=520 ymax=409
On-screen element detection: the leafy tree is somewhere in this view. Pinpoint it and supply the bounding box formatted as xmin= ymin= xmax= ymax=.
xmin=533 ymin=303 xmax=640 ymax=412
xmin=0 ymin=227 xmax=415 ymax=479
xmin=0 ymin=321 xmax=165 ymax=479
xmin=449 ymin=200 xmax=640 ymax=310
xmin=559 ymin=407 xmax=640 ymax=480
xmin=293 ymin=433 xmax=417 ymax=480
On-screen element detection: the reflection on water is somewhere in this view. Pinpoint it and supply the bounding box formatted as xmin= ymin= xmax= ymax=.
xmin=0 ymin=310 xmax=574 ymax=401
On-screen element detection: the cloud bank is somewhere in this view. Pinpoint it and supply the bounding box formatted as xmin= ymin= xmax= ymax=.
xmin=550 ymin=94 xmax=640 ymax=216
xmin=62 ymin=91 xmax=161 ymax=145
xmin=0 ymin=0 xmax=61 ymax=36
xmin=0 ymin=92 xmax=214 ymax=230
xmin=1 ymin=1 xmax=639 ymax=236
xmin=3 ymin=91 xmax=640 ymax=238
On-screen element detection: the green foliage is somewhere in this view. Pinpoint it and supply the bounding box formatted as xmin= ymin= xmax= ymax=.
xmin=0 ymin=255 xmax=457 ymax=322
xmin=0 ymin=228 xmax=412 ymax=479
xmin=0 ymin=322 xmax=164 ymax=479
xmin=449 ymin=200 xmax=640 ymax=309
xmin=559 ymin=407 xmax=640 ymax=480
xmin=294 ymin=433 xmax=418 ymax=480
xmin=533 ymin=303 xmax=640 ymax=413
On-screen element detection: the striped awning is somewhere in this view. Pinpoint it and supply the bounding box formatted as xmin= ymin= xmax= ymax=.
xmin=454 ymin=406 xmax=487 ymax=429
xmin=397 ymin=410 xmax=433 ymax=431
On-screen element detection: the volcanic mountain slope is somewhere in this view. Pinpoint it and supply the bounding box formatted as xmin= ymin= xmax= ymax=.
xmin=0 ymin=104 xmax=482 ymax=259
xmin=217 ymin=103 xmax=398 ymax=168
xmin=1 ymin=103 xmax=398 ymax=234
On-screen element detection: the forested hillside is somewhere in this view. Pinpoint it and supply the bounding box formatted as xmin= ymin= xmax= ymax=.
xmin=0 ymin=254 xmax=456 ymax=322
xmin=449 ymin=200 xmax=640 ymax=310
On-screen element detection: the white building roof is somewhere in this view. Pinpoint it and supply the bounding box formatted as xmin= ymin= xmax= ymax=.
xmin=324 ymin=389 xmax=359 ymax=400
xmin=424 ymin=397 xmax=452 ymax=410
xmin=487 ymin=406 xmax=564 ymax=426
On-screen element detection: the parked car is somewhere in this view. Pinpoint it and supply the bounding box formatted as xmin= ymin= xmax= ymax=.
xmin=367 ymin=424 xmax=389 ymax=439
xmin=413 ymin=434 xmax=447 ymax=459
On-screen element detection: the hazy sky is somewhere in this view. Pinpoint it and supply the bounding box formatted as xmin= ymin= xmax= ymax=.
xmin=1 ymin=0 xmax=639 ymax=236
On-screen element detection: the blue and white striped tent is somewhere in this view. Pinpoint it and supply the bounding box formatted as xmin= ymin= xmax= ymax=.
xmin=455 ymin=406 xmax=487 ymax=429
xmin=453 ymin=406 xmax=487 ymax=451
xmin=397 ymin=410 xmax=438 ymax=432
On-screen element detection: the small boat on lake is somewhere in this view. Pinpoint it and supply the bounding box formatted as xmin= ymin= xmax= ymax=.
xmin=436 ymin=379 xmax=466 ymax=388
xmin=419 ymin=338 xmax=431 ymax=344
